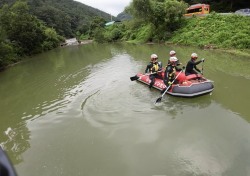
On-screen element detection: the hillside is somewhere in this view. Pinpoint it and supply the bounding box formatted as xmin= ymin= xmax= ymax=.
xmin=116 ymin=11 xmax=132 ymax=21
xmin=170 ymin=13 xmax=250 ymax=50
xmin=0 ymin=0 xmax=116 ymax=37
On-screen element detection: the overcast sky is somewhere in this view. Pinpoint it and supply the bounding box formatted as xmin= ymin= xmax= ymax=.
xmin=74 ymin=0 xmax=132 ymax=16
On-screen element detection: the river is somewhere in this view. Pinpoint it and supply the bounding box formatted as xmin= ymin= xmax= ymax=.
xmin=0 ymin=43 xmax=250 ymax=176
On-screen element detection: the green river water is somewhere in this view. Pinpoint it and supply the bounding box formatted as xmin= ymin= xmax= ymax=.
xmin=0 ymin=43 xmax=250 ymax=176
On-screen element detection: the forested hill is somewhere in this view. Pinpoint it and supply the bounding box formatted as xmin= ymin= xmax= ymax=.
xmin=0 ymin=0 xmax=115 ymax=37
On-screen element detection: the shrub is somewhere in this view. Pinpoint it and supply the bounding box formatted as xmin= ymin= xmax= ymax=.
xmin=0 ymin=42 xmax=16 ymax=68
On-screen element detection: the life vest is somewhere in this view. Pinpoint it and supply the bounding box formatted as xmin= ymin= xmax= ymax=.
xmin=150 ymin=62 xmax=160 ymax=73
xmin=166 ymin=65 xmax=176 ymax=81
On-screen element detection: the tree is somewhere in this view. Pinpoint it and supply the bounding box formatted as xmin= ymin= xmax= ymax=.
xmin=42 ymin=28 xmax=64 ymax=51
xmin=0 ymin=0 xmax=63 ymax=59
xmin=127 ymin=0 xmax=153 ymax=22
xmin=126 ymin=0 xmax=188 ymax=32
xmin=0 ymin=25 xmax=16 ymax=68
xmin=89 ymin=17 xmax=106 ymax=38
xmin=26 ymin=0 xmax=115 ymax=38
xmin=31 ymin=5 xmax=74 ymax=37
xmin=0 ymin=1 xmax=46 ymax=55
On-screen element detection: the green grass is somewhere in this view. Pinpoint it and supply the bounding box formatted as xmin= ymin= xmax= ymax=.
xmin=170 ymin=13 xmax=250 ymax=50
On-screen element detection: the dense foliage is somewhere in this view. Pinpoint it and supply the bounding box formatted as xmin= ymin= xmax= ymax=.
xmin=92 ymin=0 xmax=250 ymax=52
xmin=27 ymin=0 xmax=114 ymax=37
xmin=170 ymin=13 xmax=250 ymax=49
xmin=0 ymin=1 xmax=63 ymax=69
xmin=0 ymin=0 xmax=114 ymax=70
xmin=116 ymin=12 xmax=132 ymax=21
xmin=0 ymin=0 xmax=114 ymax=38
xmin=129 ymin=0 xmax=187 ymax=29
xmin=93 ymin=0 xmax=188 ymax=43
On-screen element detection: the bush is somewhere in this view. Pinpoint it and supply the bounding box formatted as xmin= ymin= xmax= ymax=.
xmin=135 ymin=23 xmax=154 ymax=43
xmin=110 ymin=28 xmax=122 ymax=41
xmin=93 ymin=27 xmax=106 ymax=43
xmin=42 ymin=28 xmax=63 ymax=51
xmin=0 ymin=42 xmax=16 ymax=68
xmin=231 ymin=33 xmax=250 ymax=49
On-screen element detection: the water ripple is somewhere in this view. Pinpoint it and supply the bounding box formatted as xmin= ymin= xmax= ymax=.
xmin=80 ymin=54 xmax=164 ymax=129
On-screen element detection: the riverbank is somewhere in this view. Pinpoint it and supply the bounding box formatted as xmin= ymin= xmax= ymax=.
xmin=216 ymin=48 xmax=250 ymax=57
xmin=170 ymin=13 xmax=250 ymax=52
xmin=0 ymin=39 xmax=94 ymax=72
xmin=140 ymin=40 xmax=250 ymax=58
xmin=164 ymin=42 xmax=250 ymax=58
xmin=123 ymin=13 xmax=250 ymax=58
xmin=60 ymin=38 xmax=93 ymax=46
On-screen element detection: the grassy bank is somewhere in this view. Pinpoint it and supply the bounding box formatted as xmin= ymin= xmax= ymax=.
xmin=104 ymin=13 xmax=250 ymax=57
xmin=170 ymin=13 xmax=250 ymax=55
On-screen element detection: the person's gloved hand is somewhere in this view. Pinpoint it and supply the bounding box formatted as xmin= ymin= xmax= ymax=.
xmin=201 ymin=58 xmax=205 ymax=62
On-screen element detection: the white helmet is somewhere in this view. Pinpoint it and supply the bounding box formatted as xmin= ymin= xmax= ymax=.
xmin=169 ymin=56 xmax=178 ymax=62
xmin=150 ymin=54 xmax=158 ymax=59
xmin=169 ymin=50 xmax=176 ymax=56
xmin=191 ymin=53 xmax=198 ymax=58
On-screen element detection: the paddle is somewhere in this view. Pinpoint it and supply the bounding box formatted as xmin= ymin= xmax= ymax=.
xmin=130 ymin=75 xmax=139 ymax=81
xmin=155 ymin=69 xmax=184 ymax=104
xmin=201 ymin=58 xmax=205 ymax=75
xmin=130 ymin=71 xmax=163 ymax=81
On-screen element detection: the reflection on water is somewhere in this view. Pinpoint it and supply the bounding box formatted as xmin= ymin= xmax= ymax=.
xmin=155 ymin=95 xmax=213 ymax=119
xmin=0 ymin=43 xmax=250 ymax=176
xmin=0 ymin=124 xmax=30 ymax=164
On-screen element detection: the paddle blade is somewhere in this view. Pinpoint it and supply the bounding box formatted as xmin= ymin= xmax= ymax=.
xmin=130 ymin=75 xmax=139 ymax=81
xmin=155 ymin=97 xmax=162 ymax=104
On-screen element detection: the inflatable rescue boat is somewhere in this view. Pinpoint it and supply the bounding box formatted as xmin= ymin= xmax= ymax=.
xmin=131 ymin=71 xmax=214 ymax=97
